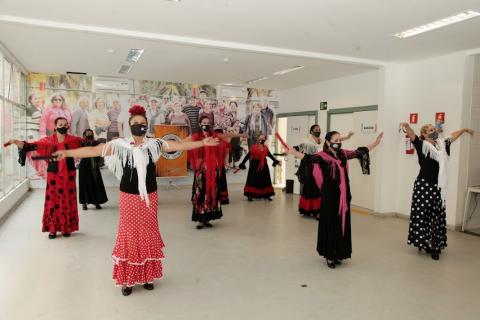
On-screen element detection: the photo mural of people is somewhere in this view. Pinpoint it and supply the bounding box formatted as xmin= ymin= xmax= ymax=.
xmin=89 ymin=97 xmax=110 ymax=142
xmin=28 ymin=74 xmax=277 ymax=149
xmin=26 ymin=91 xmax=45 ymax=140
xmin=71 ymin=95 xmax=91 ymax=137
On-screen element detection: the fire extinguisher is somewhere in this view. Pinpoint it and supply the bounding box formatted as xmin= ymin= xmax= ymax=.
xmin=405 ymin=134 xmax=414 ymax=154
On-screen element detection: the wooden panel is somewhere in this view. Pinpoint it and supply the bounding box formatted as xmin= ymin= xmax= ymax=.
xmin=154 ymin=125 xmax=189 ymax=177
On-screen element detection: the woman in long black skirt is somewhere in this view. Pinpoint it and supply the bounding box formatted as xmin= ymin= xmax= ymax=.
xmin=239 ymin=133 xmax=280 ymax=201
xmin=400 ymin=122 xmax=473 ymax=260
xmin=287 ymin=131 xmax=383 ymax=269
xmin=78 ymin=129 xmax=108 ymax=210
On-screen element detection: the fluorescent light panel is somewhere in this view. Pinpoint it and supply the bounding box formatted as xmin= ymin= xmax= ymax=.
xmin=394 ymin=10 xmax=480 ymax=38
xmin=126 ymin=48 xmax=144 ymax=62
xmin=272 ymin=65 xmax=304 ymax=75
xmin=246 ymin=76 xmax=269 ymax=85
xmin=118 ymin=65 xmax=132 ymax=74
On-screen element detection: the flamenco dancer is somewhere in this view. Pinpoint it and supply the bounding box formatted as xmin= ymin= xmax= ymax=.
xmin=287 ymin=131 xmax=383 ymax=269
xmin=188 ymin=116 xmax=243 ymax=229
xmin=5 ymin=117 xmax=83 ymax=239
xmin=238 ymin=133 xmax=280 ymax=201
xmin=78 ymin=129 xmax=108 ymax=210
xmin=54 ymin=106 xmax=218 ymax=296
xmin=214 ymin=128 xmax=230 ymax=205
xmin=400 ymin=122 xmax=473 ymax=260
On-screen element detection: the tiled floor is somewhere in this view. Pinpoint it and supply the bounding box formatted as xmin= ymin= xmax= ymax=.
xmin=1 ymin=185 xmax=479 ymax=320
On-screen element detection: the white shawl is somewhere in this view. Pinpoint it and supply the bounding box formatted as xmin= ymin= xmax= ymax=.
xmin=101 ymin=137 xmax=169 ymax=206
xmin=421 ymin=138 xmax=450 ymax=203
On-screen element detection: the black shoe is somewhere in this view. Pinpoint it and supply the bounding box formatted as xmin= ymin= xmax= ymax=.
xmin=203 ymin=222 xmax=213 ymax=228
xmin=247 ymin=197 xmax=253 ymax=202
xmin=95 ymin=204 xmax=102 ymax=209
xmin=334 ymin=259 xmax=342 ymax=265
xmin=48 ymin=233 xmax=57 ymax=239
xmin=326 ymin=260 xmax=336 ymax=269
xmin=63 ymin=233 xmax=71 ymax=238
xmin=196 ymin=224 xmax=204 ymax=230
xmin=143 ymin=283 xmax=154 ymax=290
xmin=122 ymin=286 xmax=133 ymax=296
xmin=82 ymin=204 xmax=87 ymax=210
xmin=431 ymin=251 xmax=440 ymax=260
xmin=266 ymin=197 xmax=273 ymax=201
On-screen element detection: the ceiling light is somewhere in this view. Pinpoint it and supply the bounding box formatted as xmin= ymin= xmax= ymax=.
xmin=126 ymin=49 xmax=144 ymax=62
xmin=223 ymin=58 xmax=230 ymax=63
xmin=108 ymin=49 xmax=116 ymax=54
xmin=246 ymin=76 xmax=269 ymax=85
xmin=272 ymin=65 xmax=304 ymax=76
xmin=394 ymin=10 xmax=480 ymax=38
xmin=118 ymin=65 xmax=132 ymax=74
xmin=165 ymin=0 xmax=181 ymax=2
xmin=223 ymin=83 xmax=234 ymax=86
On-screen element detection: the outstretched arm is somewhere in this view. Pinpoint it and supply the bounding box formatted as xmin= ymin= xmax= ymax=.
xmin=55 ymin=144 xmax=106 ymax=160
xmin=450 ymin=128 xmax=474 ymax=142
xmin=341 ymin=131 xmax=354 ymax=141
xmin=5 ymin=139 xmax=26 ymax=149
xmin=285 ymin=145 xmax=305 ymax=159
xmin=399 ymin=123 xmax=416 ymax=141
xmin=162 ymin=137 xmax=218 ymax=152
xmin=366 ymin=132 xmax=384 ymax=151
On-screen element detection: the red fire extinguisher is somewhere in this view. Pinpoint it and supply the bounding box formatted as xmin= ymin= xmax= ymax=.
xmin=405 ymin=134 xmax=414 ymax=154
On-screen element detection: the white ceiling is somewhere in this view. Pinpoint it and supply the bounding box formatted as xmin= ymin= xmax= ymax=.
xmin=1 ymin=0 xmax=480 ymax=90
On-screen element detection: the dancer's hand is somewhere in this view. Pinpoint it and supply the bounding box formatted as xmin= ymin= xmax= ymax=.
xmin=465 ymin=128 xmax=475 ymax=136
xmin=4 ymin=139 xmax=24 ymax=148
xmin=376 ymin=132 xmax=384 ymax=143
xmin=52 ymin=150 xmax=68 ymax=161
xmin=202 ymin=137 xmax=219 ymax=146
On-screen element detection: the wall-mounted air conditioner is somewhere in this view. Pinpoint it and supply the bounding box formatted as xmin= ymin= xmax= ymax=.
xmin=94 ymin=77 xmax=132 ymax=92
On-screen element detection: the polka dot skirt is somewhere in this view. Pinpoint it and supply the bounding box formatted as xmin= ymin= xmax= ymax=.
xmin=42 ymin=171 xmax=79 ymax=234
xmin=407 ymin=178 xmax=447 ymax=252
xmin=112 ymin=191 xmax=165 ymax=287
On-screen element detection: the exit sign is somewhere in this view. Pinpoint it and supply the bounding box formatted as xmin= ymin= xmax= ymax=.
xmin=320 ymin=101 xmax=328 ymax=110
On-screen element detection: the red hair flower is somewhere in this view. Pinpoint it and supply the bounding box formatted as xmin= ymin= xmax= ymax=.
xmin=129 ymin=105 xmax=146 ymax=116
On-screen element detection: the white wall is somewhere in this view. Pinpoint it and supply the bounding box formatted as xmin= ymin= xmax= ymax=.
xmin=279 ymin=70 xmax=380 ymax=132
xmin=279 ymin=52 xmax=475 ymax=228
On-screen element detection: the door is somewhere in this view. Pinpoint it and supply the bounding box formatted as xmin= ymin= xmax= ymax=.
xmin=281 ymin=114 xmax=316 ymax=194
xmin=329 ymin=110 xmax=377 ymax=210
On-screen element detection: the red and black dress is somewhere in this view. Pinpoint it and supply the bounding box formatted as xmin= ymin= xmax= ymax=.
xmin=104 ymin=138 xmax=166 ymax=287
xmin=297 ymin=148 xmax=370 ymax=261
xmin=239 ymin=144 xmax=279 ymax=200
xmin=188 ymin=132 xmax=227 ymax=222
xmin=18 ymin=134 xmax=83 ymax=234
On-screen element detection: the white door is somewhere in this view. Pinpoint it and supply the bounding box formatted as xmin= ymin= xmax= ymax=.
xmin=329 ymin=110 xmax=377 ymax=210
xmin=283 ymin=115 xmax=316 ymax=194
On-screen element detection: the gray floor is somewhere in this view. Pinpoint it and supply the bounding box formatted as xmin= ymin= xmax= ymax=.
xmin=1 ymin=186 xmax=480 ymax=320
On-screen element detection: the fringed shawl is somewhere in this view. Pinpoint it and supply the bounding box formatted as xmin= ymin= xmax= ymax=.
xmin=102 ymin=137 xmax=169 ymax=206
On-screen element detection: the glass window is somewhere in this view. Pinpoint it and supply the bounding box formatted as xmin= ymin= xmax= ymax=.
xmin=3 ymin=58 xmax=12 ymax=100
xmin=0 ymin=98 xmax=4 ymax=198
xmin=2 ymin=101 xmax=14 ymax=194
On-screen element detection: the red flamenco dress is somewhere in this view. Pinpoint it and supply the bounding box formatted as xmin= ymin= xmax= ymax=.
xmin=18 ymin=134 xmax=83 ymax=234
xmin=239 ymin=143 xmax=279 ymax=200
xmin=188 ymin=132 xmax=227 ymax=222
xmin=104 ymin=138 xmax=167 ymax=287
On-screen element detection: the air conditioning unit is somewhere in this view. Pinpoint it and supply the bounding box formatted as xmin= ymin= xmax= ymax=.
xmin=218 ymin=86 xmax=248 ymax=99
xmin=94 ymin=77 xmax=131 ymax=92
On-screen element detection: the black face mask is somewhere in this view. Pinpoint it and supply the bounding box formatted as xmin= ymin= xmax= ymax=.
xmin=331 ymin=142 xmax=342 ymax=151
xmin=130 ymin=124 xmax=148 ymax=136
xmin=85 ymin=135 xmax=94 ymax=140
xmin=56 ymin=127 xmax=68 ymax=134
xmin=428 ymin=132 xmax=439 ymax=140
xmin=201 ymin=124 xmax=211 ymax=132
xmin=312 ymin=131 xmax=321 ymax=138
